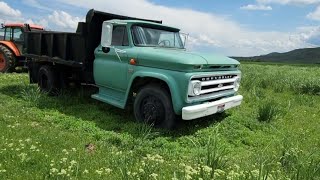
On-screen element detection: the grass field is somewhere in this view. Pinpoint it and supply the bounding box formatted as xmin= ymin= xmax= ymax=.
xmin=0 ymin=64 xmax=319 ymax=180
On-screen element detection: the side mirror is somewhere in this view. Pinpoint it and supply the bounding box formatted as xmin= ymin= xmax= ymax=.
xmin=101 ymin=21 xmax=113 ymax=47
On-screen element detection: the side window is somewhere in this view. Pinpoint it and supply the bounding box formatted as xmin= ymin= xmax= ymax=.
xmin=4 ymin=27 xmax=12 ymax=41
xmin=13 ymin=28 xmax=23 ymax=41
xmin=0 ymin=28 xmax=4 ymax=40
xmin=111 ymin=26 xmax=129 ymax=46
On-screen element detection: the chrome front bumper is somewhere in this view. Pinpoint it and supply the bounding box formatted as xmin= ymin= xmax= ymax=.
xmin=182 ymin=95 xmax=243 ymax=120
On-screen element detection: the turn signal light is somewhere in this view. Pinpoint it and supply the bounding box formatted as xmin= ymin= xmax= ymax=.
xmin=130 ymin=58 xmax=137 ymax=65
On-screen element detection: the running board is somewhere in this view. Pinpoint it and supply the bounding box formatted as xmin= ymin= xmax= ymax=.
xmin=91 ymin=87 xmax=126 ymax=109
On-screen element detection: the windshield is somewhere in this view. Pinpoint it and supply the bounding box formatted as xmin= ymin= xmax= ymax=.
xmin=132 ymin=26 xmax=184 ymax=49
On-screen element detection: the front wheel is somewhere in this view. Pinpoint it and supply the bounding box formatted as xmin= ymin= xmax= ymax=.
xmin=134 ymin=84 xmax=176 ymax=129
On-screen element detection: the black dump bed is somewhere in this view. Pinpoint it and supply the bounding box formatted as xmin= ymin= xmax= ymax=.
xmin=24 ymin=9 xmax=161 ymax=69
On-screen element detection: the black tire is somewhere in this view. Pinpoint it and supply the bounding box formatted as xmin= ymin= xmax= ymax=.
xmin=38 ymin=65 xmax=59 ymax=95
xmin=134 ymin=84 xmax=176 ymax=129
xmin=0 ymin=45 xmax=16 ymax=73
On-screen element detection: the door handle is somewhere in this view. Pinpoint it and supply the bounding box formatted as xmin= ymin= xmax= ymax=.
xmin=115 ymin=49 xmax=126 ymax=54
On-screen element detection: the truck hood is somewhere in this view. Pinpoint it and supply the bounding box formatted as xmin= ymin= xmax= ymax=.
xmin=136 ymin=47 xmax=239 ymax=71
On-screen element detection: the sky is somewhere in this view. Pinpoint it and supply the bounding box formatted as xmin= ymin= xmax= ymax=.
xmin=1 ymin=0 xmax=320 ymax=56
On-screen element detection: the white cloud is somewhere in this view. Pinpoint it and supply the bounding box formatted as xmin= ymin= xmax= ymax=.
xmin=22 ymin=0 xmax=52 ymax=11
xmin=299 ymin=26 xmax=320 ymax=44
xmin=257 ymin=0 xmax=320 ymax=5
xmin=0 ymin=1 xmax=48 ymax=29
xmin=56 ymin=0 xmax=318 ymax=56
xmin=1 ymin=0 xmax=318 ymax=56
xmin=0 ymin=1 xmax=25 ymax=24
xmin=243 ymin=0 xmax=320 ymax=16
xmin=240 ymin=4 xmax=273 ymax=10
xmin=246 ymin=0 xmax=320 ymax=14
xmin=48 ymin=11 xmax=83 ymax=30
xmin=307 ymin=5 xmax=320 ymax=20
xmin=1 ymin=0 xmax=317 ymax=56
xmin=25 ymin=18 xmax=49 ymax=28
xmin=0 ymin=1 xmax=21 ymax=17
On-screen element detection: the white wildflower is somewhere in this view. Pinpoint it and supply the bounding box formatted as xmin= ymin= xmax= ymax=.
xmin=59 ymin=169 xmax=67 ymax=175
xmin=83 ymin=169 xmax=89 ymax=174
xmin=7 ymin=143 xmax=13 ymax=147
xmin=50 ymin=168 xmax=58 ymax=174
xmin=30 ymin=145 xmax=36 ymax=150
xmin=149 ymin=173 xmax=158 ymax=179
xmin=105 ymin=168 xmax=112 ymax=174
xmin=61 ymin=158 xmax=68 ymax=163
xmin=95 ymin=170 xmax=103 ymax=175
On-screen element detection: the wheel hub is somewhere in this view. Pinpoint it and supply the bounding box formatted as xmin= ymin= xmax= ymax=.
xmin=142 ymin=96 xmax=163 ymax=123
xmin=0 ymin=53 xmax=5 ymax=71
xmin=143 ymin=103 xmax=157 ymax=121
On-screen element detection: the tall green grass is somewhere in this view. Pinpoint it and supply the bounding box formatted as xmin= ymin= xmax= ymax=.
xmin=241 ymin=64 xmax=320 ymax=95
xmin=0 ymin=64 xmax=319 ymax=179
xmin=257 ymin=100 xmax=280 ymax=123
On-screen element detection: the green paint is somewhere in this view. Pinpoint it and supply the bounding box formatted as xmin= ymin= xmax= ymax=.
xmin=92 ymin=20 xmax=241 ymax=115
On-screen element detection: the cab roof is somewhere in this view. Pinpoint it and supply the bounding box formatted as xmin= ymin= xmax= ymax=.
xmin=107 ymin=19 xmax=180 ymax=32
xmin=4 ymin=23 xmax=44 ymax=30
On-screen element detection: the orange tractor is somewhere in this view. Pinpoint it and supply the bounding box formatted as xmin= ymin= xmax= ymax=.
xmin=0 ymin=23 xmax=44 ymax=73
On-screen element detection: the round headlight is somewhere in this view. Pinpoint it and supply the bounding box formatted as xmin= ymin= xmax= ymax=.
xmin=234 ymin=77 xmax=241 ymax=91
xmin=193 ymin=81 xmax=202 ymax=95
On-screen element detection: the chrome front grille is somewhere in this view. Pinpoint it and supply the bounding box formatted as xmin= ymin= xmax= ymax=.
xmin=188 ymin=73 xmax=241 ymax=101
xmin=199 ymin=76 xmax=238 ymax=95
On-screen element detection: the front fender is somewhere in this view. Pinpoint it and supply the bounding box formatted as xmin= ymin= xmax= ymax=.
xmin=126 ymin=66 xmax=189 ymax=115
xmin=0 ymin=41 xmax=21 ymax=56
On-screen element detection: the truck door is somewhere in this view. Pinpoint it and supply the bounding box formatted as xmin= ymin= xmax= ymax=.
xmin=94 ymin=25 xmax=129 ymax=91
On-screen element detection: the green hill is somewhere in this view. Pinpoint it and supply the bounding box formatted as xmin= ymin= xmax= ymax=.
xmin=232 ymin=47 xmax=320 ymax=64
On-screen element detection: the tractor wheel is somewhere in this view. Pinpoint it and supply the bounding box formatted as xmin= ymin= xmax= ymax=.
xmin=0 ymin=45 xmax=16 ymax=73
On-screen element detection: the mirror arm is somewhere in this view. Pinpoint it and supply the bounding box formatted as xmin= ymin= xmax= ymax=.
xmin=102 ymin=46 xmax=111 ymax=53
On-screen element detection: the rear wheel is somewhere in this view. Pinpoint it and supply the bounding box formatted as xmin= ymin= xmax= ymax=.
xmin=38 ymin=65 xmax=59 ymax=95
xmin=0 ymin=45 xmax=16 ymax=73
xmin=134 ymin=84 xmax=176 ymax=129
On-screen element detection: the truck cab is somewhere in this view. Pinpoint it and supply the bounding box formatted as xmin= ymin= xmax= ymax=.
xmin=92 ymin=20 xmax=243 ymax=128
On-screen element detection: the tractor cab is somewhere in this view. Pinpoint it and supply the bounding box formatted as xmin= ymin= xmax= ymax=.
xmin=0 ymin=24 xmax=44 ymax=54
xmin=0 ymin=23 xmax=44 ymax=73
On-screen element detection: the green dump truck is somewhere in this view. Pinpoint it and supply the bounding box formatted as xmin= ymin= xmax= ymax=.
xmin=25 ymin=9 xmax=243 ymax=129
